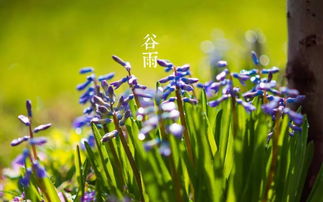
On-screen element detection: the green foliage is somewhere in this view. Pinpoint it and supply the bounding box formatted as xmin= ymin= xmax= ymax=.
xmin=4 ymin=90 xmax=321 ymax=201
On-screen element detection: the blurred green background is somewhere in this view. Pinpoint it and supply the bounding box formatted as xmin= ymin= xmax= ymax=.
xmin=0 ymin=0 xmax=286 ymax=166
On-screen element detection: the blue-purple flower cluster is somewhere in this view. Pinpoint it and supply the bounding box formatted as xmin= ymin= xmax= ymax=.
xmin=10 ymin=100 xmax=49 ymax=188
xmin=156 ymin=59 xmax=198 ymax=105
xmin=81 ymin=191 xmax=96 ymax=202
xmin=198 ymin=61 xmax=256 ymax=113
xmin=136 ymin=88 xmax=183 ymax=156
xmin=11 ymin=101 xmax=51 ymax=147
xmin=112 ymin=55 xmax=147 ymax=92
xmin=196 ymin=51 xmax=305 ymax=138
xmin=91 ymin=84 xmax=133 ymax=142
xmin=74 ymin=66 xmax=115 ymax=128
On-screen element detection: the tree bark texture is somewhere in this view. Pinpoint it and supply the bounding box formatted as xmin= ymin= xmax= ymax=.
xmin=286 ymin=0 xmax=323 ymax=200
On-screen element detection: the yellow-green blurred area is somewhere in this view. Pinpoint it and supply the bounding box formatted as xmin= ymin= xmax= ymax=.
xmin=0 ymin=0 xmax=286 ymax=166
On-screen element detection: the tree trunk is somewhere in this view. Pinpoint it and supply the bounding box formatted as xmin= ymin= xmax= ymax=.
xmin=286 ymin=0 xmax=323 ymax=200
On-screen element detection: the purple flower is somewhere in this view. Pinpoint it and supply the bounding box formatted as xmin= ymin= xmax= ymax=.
xmin=236 ymin=99 xmax=256 ymax=113
xmin=177 ymin=64 xmax=190 ymax=72
xmin=80 ymin=67 xmax=94 ymax=74
xmin=251 ymin=51 xmax=260 ymax=65
xmin=26 ymin=100 xmax=32 ymax=117
xmin=167 ymin=97 xmax=177 ymax=102
xmin=18 ymin=115 xmax=30 ymax=126
xmin=19 ymin=169 xmax=32 ymax=187
xmin=280 ymin=87 xmax=299 ymax=97
xmin=92 ymin=95 xmax=108 ymax=106
xmin=183 ymin=97 xmax=198 ymax=104
xmin=256 ymin=80 xmax=276 ymax=91
xmin=135 ymin=89 xmax=154 ymax=99
xmin=77 ymin=79 xmax=93 ymax=91
xmin=157 ymin=59 xmax=173 ymax=68
xmin=240 ymin=69 xmax=258 ymax=76
xmin=81 ymin=191 xmax=96 ymax=202
xmin=283 ymin=108 xmax=303 ymax=125
xmin=181 ymin=77 xmax=199 ymax=84
xmin=33 ymin=123 xmax=52 ymax=133
xmin=161 ymin=110 xmax=180 ymax=120
xmin=232 ymin=73 xmax=250 ymax=85
xmin=81 ymin=134 xmax=95 ymax=149
xmin=110 ymin=76 xmax=128 ymax=89
xmin=216 ymin=69 xmax=229 ymax=81
xmin=14 ymin=149 xmax=30 ymax=166
xmin=179 ymin=83 xmax=194 ymax=91
xmin=161 ymin=102 xmax=176 ymax=111
xmin=222 ymin=80 xmax=233 ymax=94
xmin=159 ymin=142 xmax=171 ymax=156
xmin=208 ymin=95 xmax=230 ymax=107
xmin=73 ymin=116 xmax=93 ymax=128
xmin=159 ymin=76 xmax=172 ymax=83
xmin=162 ymin=87 xmax=175 ymax=100
xmin=286 ymin=95 xmax=305 ymax=103
xmin=290 ymin=123 xmax=302 ymax=132
xmin=250 ymin=75 xmax=260 ymax=84
xmin=175 ymin=71 xmax=190 ymax=78
xmin=11 ymin=136 xmax=29 ymax=147
xmin=168 ymin=123 xmax=183 ymax=138
xmin=128 ymin=75 xmax=138 ymax=85
xmin=262 ymin=98 xmax=279 ymax=115
xmin=243 ymin=90 xmax=263 ymax=100
xmin=217 ymin=60 xmax=227 ymax=67
xmin=33 ymin=162 xmax=46 ymax=178
xmin=98 ymin=73 xmax=115 ymax=82
xmin=90 ymin=117 xmax=112 ymax=124
xmin=209 ymin=82 xmax=221 ymax=92
xmin=101 ymin=130 xmax=118 ymax=142
xmin=29 ymin=137 xmax=47 ymax=146
xmin=79 ymin=87 xmax=95 ymax=104
xmin=83 ymin=107 xmax=93 ymax=114
xmin=261 ymin=67 xmax=279 ymax=74
xmin=135 ymin=84 xmax=147 ymax=89
xmin=112 ymin=55 xmax=131 ymax=71
xmin=143 ymin=138 xmax=161 ymax=151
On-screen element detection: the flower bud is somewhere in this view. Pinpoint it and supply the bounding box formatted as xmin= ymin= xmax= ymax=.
xmin=101 ymin=130 xmax=118 ymax=142
xmin=144 ymin=138 xmax=161 ymax=151
xmin=168 ymin=123 xmax=183 ymax=138
xmin=261 ymin=66 xmax=279 ymax=74
xmin=98 ymin=73 xmax=115 ymax=81
xmin=77 ymin=80 xmax=92 ymax=91
xmin=11 ymin=136 xmax=30 ymax=146
xmin=112 ymin=55 xmax=131 ymax=71
xmin=217 ymin=60 xmax=227 ymax=67
xmin=157 ymin=59 xmax=173 ymax=68
xmin=80 ymin=67 xmax=94 ymax=74
xmin=216 ymin=69 xmax=229 ymax=81
xmin=33 ymin=123 xmax=52 ymax=133
xmin=251 ymin=51 xmax=259 ymax=65
xmin=29 ymin=137 xmax=47 ymax=146
xmin=18 ymin=115 xmax=30 ymax=126
xmin=26 ymin=100 xmax=32 ymax=117
xmin=33 ymin=162 xmax=46 ymax=178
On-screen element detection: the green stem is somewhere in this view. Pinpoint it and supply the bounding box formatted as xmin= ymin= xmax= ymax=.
xmin=159 ymin=116 xmax=183 ymax=202
xmin=175 ymin=87 xmax=195 ymax=166
xmin=90 ymin=124 xmax=114 ymax=189
xmin=103 ymin=125 xmax=126 ymax=191
xmin=76 ymin=145 xmax=85 ymax=198
xmin=28 ymin=121 xmax=38 ymax=161
xmin=231 ymin=96 xmax=239 ymax=137
xmin=262 ymin=112 xmax=281 ymax=202
xmin=112 ymin=114 xmax=145 ymax=202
